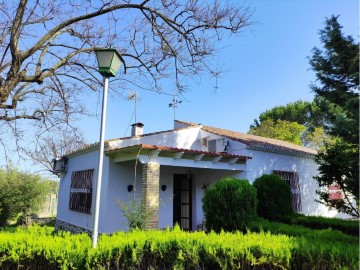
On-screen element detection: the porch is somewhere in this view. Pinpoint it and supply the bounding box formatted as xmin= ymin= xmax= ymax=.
xmin=106 ymin=144 xmax=251 ymax=231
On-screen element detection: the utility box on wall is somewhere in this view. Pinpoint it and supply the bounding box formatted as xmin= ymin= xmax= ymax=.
xmin=52 ymin=157 xmax=68 ymax=175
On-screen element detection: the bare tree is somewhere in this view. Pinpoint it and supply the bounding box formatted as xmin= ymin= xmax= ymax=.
xmin=0 ymin=0 xmax=251 ymax=160
xmin=24 ymin=128 xmax=86 ymax=175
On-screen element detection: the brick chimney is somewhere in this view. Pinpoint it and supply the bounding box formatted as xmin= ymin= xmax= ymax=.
xmin=131 ymin=122 xmax=144 ymax=136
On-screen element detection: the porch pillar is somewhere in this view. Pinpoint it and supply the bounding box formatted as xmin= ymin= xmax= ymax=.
xmin=142 ymin=162 xmax=160 ymax=229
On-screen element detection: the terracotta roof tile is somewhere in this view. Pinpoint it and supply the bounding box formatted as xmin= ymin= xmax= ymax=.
xmin=144 ymin=144 xmax=248 ymax=159
xmin=175 ymin=120 xmax=317 ymax=156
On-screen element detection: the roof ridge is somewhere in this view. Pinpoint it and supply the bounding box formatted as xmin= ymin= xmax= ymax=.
xmin=177 ymin=120 xmax=317 ymax=155
xmin=107 ymin=125 xmax=196 ymax=142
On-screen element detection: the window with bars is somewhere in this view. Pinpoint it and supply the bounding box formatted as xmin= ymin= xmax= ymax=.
xmin=272 ymin=170 xmax=302 ymax=212
xmin=327 ymin=184 xmax=344 ymax=208
xmin=69 ymin=169 xmax=94 ymax=214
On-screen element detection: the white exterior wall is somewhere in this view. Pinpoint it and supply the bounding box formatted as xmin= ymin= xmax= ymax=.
xmin=108 ymin=127 xmax=201 ymax=150
xmin=191 ymin=168 xmax=246 ymax=228
xmin=101 ymin=162 xmax=245 ymax=232
xmin=189 ymin=133 xmax=346 ymax=218
xmin=243 ymin=149 xmax=346 ymax=218
xmin=57 ymin=125 xmax=348 ymax=234
xmin=104 ymin=160 xmax=143 ymax=232
xmin=57 ymin=150 xmax=110 ymax=232
xmin=158 ymin=166 xmax=246 ymax=231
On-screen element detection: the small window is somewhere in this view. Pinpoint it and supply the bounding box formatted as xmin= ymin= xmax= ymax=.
xmin=69 ymin=169 xmax=94 ymax=214
xmin=273 ymin=170 xmax=302 ymax=212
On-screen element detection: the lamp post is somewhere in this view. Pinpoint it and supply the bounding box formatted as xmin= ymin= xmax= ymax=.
xmin=92 ymin=48 xmax=124 ymax=248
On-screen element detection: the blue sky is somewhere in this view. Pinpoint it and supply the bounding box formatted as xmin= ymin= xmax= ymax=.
xmin=78 ymin=0 xmax=358 ymax=144
xmin=1 ymin=0 xmax=358 ymax=174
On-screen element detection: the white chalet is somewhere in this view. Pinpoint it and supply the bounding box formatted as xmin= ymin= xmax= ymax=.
xmin=55 ymin=120 xmax=343 ymax=234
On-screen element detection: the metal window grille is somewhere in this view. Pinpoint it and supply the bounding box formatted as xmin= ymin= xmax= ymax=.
xmin=328 ymin=184 xmax=344 ymax=209
xmin=273 ymin=170 xmax=302 ymax=212
xmin=328 ymin=184 xmax=344 ymax=200
xmin=69 ymin=169 xmax=94 ymax=214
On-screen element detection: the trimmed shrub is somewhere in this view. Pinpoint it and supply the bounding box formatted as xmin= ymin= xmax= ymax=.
xmin=0 ymin=224 xmax=358 ymax=269
xmin=248 ymin=218 xmax=359 ymax=269
xmin=202 ymin=178 xmax=257 ymax=232
xmin=249 ymin=217 xmax=358 ymax=244
xmin=0 ymin=225 xmax=293 ymax=269
xmin=290 ymin=214 xmax=359 ymax=236
xmin=253 ymin=174 xmax=293 ymax=220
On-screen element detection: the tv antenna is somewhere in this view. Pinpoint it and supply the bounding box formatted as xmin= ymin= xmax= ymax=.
xmin=128 ymin=91 xmax=140 ymax=123
xmin=169 ymin=98 xmax=182 ymax=121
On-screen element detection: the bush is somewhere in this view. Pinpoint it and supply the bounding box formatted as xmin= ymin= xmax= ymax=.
xmin=248 ymin=218 xmax=359 ymax=269
xmin=117 ymin=198 xmax=158 ymax=231
xmin=0 ymin=224 xmax=358 ymax=269
xmin=253 ymin=174 xmax=293 ymax=220
xmin=249 ymin=217 xmax=358 ymax=244
xmin=0 ymin=224 xmax=292 ymax=269
xmin=290 ymin=214 xmax=359 ymax=236
xmin=0 ymin=168 xmax=53 ymax=227
xmin=202 ymin=178 xmax=257 ymax=232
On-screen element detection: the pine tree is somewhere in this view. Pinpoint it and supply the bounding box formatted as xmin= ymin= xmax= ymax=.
xmin=309 ymin=16 xmax=359 ymax=217
xmin=309 ymin=15 xmax=359 ymax=144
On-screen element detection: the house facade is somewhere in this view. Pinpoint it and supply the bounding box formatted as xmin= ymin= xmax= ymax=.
xmin=55 ymin=120 xmax=344 ymax=234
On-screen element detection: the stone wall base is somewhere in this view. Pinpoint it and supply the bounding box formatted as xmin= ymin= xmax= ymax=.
xmin=55 ymin=219 xmax=92 ymax=236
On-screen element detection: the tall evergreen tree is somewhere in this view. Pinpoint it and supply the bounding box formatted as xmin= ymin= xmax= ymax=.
xmin=309 ymin=16 xmax=359 ymax=217
xmin=309 ymin=15 xmax=359 ymax=144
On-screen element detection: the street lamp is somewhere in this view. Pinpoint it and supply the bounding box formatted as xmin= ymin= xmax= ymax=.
xmin=92 ymin=48 xmax=124 ymax=248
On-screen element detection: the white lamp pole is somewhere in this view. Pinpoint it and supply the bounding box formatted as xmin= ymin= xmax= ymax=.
xmin=92 ymin=76 xmax=108 ymax=248
xmin=92 ymin=48 xmax=124 ymax=248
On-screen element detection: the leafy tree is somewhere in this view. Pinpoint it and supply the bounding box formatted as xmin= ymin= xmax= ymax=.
xmin=0 ymin=167 xmax=52 ymax=226
xmin=249 ymin=119 xmax=306 ymax=145
xmin=251 ymin=100 xmax=313 ymax=128
xmin=249 ymin=99 xmax=329 ymax=148
xmin=314 ymin=139 xmax=358 ymax=217
xmin=309 ymin=16 xmax=359 ymax=217
xmin=302 ymin=126 xmax=331 ymax=150
xmin=0 ymin=0 xmax=252 ymax=161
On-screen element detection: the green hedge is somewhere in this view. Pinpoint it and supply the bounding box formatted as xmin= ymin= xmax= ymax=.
xmin=88 ymin=228 xmax=291 ymax=269
xmin=290 ymin=214 xmax=359 ymax=236
xmin=0 ymin=226 xmax=90 ymax=269
xmin=0 ymin=224 xmax=358 ymax=269
xmin=248 ymin=218 xmax=359 ymax=269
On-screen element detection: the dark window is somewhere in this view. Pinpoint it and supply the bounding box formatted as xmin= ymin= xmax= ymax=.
xmin=273 ymin=170 xmax=302 ymax=212
xmin=69 ymin=169 xmax=94 ymax=214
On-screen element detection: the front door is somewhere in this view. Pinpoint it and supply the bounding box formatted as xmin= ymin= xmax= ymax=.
xmin=173 ymin=174 xmax=192 ymax=231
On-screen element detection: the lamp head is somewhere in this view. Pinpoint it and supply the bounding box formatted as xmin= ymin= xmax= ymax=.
xmin=94 ymin=48 xmax=124 ymax=77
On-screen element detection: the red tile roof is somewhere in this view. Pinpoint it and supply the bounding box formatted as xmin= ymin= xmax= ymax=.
xmin=106 ymin=143 xmax=251 ymax=161
xmin=175 ymin=120 xmax=317 ymax=156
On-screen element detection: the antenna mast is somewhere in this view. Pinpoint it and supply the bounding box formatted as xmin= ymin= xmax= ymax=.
xmin=128 ymin=92 xmax=139 ymax=123
xmin=169 ymin=98 xmax=182 ymax=121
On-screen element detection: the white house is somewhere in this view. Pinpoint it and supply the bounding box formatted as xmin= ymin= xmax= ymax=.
xmin=55 ymin=120 xmax=344 ymax=234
